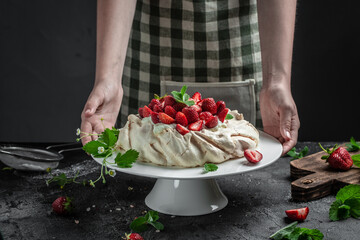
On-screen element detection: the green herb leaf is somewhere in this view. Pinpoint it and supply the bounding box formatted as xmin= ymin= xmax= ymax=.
xmin=225 ymin=114 xmax=233 ymax=120
xmin=346 ymin=137 xmax=360 ymax=152
xmin=336 ymin=184 xmax=360 ymax=202
xmin=83 ymin=141 xmax=108 ymax=155
xmin=296 ymin=228 xmax=324 ymax=240
xmin=171 ymin=85 xmax=195 ymax=106
xmin=352 ymin=154 xmax=360 ymax=168
xmin=329 ymin=199 xmax=351 ymax=221
xmin=102 ymin=128 xmax=117 ymax=147
xmin=115 ymin=149 xmax=139 ymax=168
xmin=130 ymin=216 xmax=148 ymax=232
xmin=269 ymin=221 xmax=298 ymax=240
xmin=344 ymin=198 xmax=360 ymax=218
xmin=203 ymin=163 xmax=218 ymax=173
xmin=287 ymin=146 xmax=309 ymax=160
xmin=270 ymin=221 xmax=324 ymax=240
xmin=130 ymin=210 xmax=164 ymax=232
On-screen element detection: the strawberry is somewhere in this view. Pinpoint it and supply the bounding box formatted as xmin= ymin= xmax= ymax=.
xmin=176 ymin=124 xmax=190 ymax=135
xmin=182 ymin=107 xmax=200 ymax=124
xmin=175 ymin=111 xmax=188 ymax=126
xmin=52 ymin=196 xmax=72 ymax=215
xmin=319 ymin=143 xmax=353 ymax=170
xmin=201 ymin=98 xmax=217 ymax=114
xmin=217 ymin=108 xmax=229 ymax=123
xmin=199 ymin=111 xmax=213 ymax=121
xmin=216 ymin=101 xmax=226 ymax=114
xmin=142 ymin=105 xmax=152 ymax=117
xmin=164 ymin=105 xmax=177 ymax=119
xmin=164 ymin=95 xmax=177 ymax=107
xmin=190 ymin=104 xmax=202 ymax=113
xmin=285 ymin=207 xmax=309 ymax=221
xmin=173 ymin=102 xmax=187 ymax=112
xmin=158 ymin=112 xmax=175 ymax=124
xmin=151 ymin=112 xmax=160 ymax=124
xmin=138 ymin=107 xmax=144 ymax=118
xmin=188 ymin=120 xmax=203 ymax=131
xmin=148 ymin=99 xmax=161 ymax=110
xmin=125 ymin=233 xmax=144 ymax=240
xmin=205 ymin=116 xmax=218 ymax=128
xmin=153 ymin=104 xmax=163 ymax=113
xmin=191 ymin=92 xmax=202 ymax=103
xmin=244 ymin=149 xmax=263 ymax=163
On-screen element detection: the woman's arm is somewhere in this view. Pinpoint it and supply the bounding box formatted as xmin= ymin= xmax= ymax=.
xmin=80 ymin=0 xmax=137 ymax=145
xmin=257 ymin=0 xmax=300 ymax=154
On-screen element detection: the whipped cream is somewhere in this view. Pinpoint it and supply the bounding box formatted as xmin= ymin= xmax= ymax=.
xmin=115 ymin=110 xmax=259 ymax=168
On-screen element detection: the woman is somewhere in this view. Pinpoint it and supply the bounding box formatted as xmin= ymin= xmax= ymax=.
xmin=80 ymin=0 xmax=300 ymax=155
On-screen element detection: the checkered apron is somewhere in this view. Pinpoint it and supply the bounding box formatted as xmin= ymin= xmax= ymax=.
xmin=120 ymin=0 xmax=263 ymax=127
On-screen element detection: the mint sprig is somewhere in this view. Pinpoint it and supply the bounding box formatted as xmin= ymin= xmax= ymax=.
xmin=225 ymin=114 xmax=233 ymax=120
xmin=329 ymin=184 xmax=360 ymax=221
xmin=203 ymin=163 xmax=218 ymax=173
xmin=130 ymin=210 xmax=164 ymax=232
xmin=352 ymin=154 xmax=360 ymax=168
xmin=270 ymin=221 xmax=324 ymax=240
xmin=287 ymin=146 xmax=309 ymax=160
xmin=171 ymin=85 xmax=195 ymax=106
xmin=346 ymin=137 xmax=360 ymax=152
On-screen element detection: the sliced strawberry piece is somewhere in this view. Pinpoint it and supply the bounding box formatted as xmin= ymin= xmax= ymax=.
xmin=176 ymin=124 xmax=190 ymax=135
xmin=182 ymin=107 xmax=200 ymax=124
xmin=244 ymin=149 xmax=263 ymax=163
xmin=164 ymin=105 xmax=177 ymax=119
xmin=201 ymin=98 xmax=217 ymax=114
xmin=148 ymin=99 xmax=161 ymax=110
xmin=216 ymin=101 xmax=226 ymax=114
xmin=126 ymin=233 xmax=144 ymax=240
xmin=188 ymin=120 xmax=203 ymax=131
xmin=175 ymin=111 xmax=188 ymax=126
xmin=173 ymin=102 xmax=187 ymax=112
xmin=217 ymin=108 xmax=229 ymax=122
xmin=205 ymin=116 xmax=218 ymax=128
xmin=285 ymin=207 xmax=309 ymax=221
xmin=190 ymin=104 xmax=202 ymax=113
xmin=158 ymin=112 xmax=175 ymax=124
xmin=164 ymin=95 xmax=177 ymax=107
xmin=138 ymin=107 xmax=144 ymax=118
xmin=192 ymin=92 xmax=202 ymax=103
xmin=142 ymin=106 xmax=152 ymax=117
xmin=199 ymin=111 xmax=213 ymax=121
xmin=150 ymin=112 xmax=160 ymax=124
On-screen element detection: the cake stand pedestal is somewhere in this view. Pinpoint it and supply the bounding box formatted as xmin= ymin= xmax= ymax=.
xmin=93 ymin=131 xmax=282 ymax=216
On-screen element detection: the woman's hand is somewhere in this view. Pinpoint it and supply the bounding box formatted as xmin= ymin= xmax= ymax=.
xmin=80 ymin=81 xmax=123 ymax=145
xmin=260 ymin=83 xmax=300 ymax=155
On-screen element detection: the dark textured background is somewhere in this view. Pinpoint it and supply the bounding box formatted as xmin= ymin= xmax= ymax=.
xmin=0 ymin=0 xmax=359 ymax=142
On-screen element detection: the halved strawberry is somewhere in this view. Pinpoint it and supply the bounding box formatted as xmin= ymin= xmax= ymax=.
xmin=182 ymin=107 xmax=199 ymax=124
xmin=199 ymin=111 xmax=212 ymax=121
xmin=190 ymin=104 xmax=202 ymax=113
xmin=201 ymin=98 xmax=217 ymax=114
xmin=285 ymin=207 xmax=309 ymax=221
xmin=142 ymin=106 xmax=152 ymax=117
xmin=148 ymin=99 xmax=161 ymax=110
xmin=217 ymin=108 xmax=229 ymax=122
xmin=153 ymin=104 xmax=163 ymax=113
xmin=188 ymin=120 xmax=203 ymax=131
xmin=176 ymin=124 xmax=190 ymax=135
xmin=164 ymin=95 xmax=177 ymax=107
xmin=205 ymin=116 xmax=218 ymax=128
xmin=175 ymin=111 xmax=188 ymax=126
xmin=164 ymin=105 xmax=177 ymax=119
xmin=216 ymin=101 xmax=226 ymax=114
xmin=158 ymin=112 xmax=175 ymax=124
xmin=151 ymin=112 xmax=160 ymax=124
xmin=192 ymin=92 xmax=202 ymax=103
xmin=138 ymin=107 xmax=144 ymax=118
xmin=244 ymin=149 xmax=263 ymax=163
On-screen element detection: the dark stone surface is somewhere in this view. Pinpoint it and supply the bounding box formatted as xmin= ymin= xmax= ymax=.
xmin=0 ymin=142 xmax=359 ymax=240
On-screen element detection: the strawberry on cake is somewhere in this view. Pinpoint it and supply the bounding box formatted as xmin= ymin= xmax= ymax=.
xmin=115 ymin=86 xmax=259 ymax=168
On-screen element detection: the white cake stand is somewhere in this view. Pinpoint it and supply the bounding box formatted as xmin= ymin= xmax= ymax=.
xmin=93 ymin=131 xmax=282 ymax=216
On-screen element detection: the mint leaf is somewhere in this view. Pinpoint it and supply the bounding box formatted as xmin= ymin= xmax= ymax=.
xmin=344 ymin=198 xmax=360 ymax=218
xmin=144 ymin=210 xmax=164 ymax=230
xmin=298 ymin=228 xmax=324 ymax=240
xmin=287 ymin=146 xmax=309 ymax=160
xmin=102 ymin=128 xmax=117 ymax=147
xmin=329 ymin=199 xmax=351 ymax=221
xmin=171 ymin=85 xmax=195 ymax=106
xmin=130 ymin=210 xmax=164 ymax=232
xmin=346 ymin=137 xmax=360 ymax=152
xmin=180 ymin=85 xmax=187 ymax=95
xmin=114 ymin=149 xmax=139 ymax=168
xmin=203 ymin=163 xmax=218 ymax=173
xmin=336 ymin=184 xmax=360 ymax=202
xmin=352 ymin=154 xmax=360 ymax=168
xmin=83 ymin=141 xmax=107 ymax=155
xmin=269 ymin=221 xmax=298 ymax=240
xmin=225 ymin=114 xmax=233 ymax=120
xmin=130 ymin=216 xmax=148 ymax=232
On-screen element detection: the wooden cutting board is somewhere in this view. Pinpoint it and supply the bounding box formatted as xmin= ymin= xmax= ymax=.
xmin=290 ymin=144 xmax=360 ymax=202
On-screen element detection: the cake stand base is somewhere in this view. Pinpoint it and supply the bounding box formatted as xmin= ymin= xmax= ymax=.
xmin=145 ymin=178 xmax=228 ymax=216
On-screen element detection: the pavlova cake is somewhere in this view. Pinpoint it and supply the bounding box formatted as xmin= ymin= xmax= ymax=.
xmin=115 ymin=86 xmax=260 ymax=168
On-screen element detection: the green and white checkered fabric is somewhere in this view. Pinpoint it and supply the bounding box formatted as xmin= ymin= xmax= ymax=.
xmin=120 ymin=0 xmax=263 ymax=127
